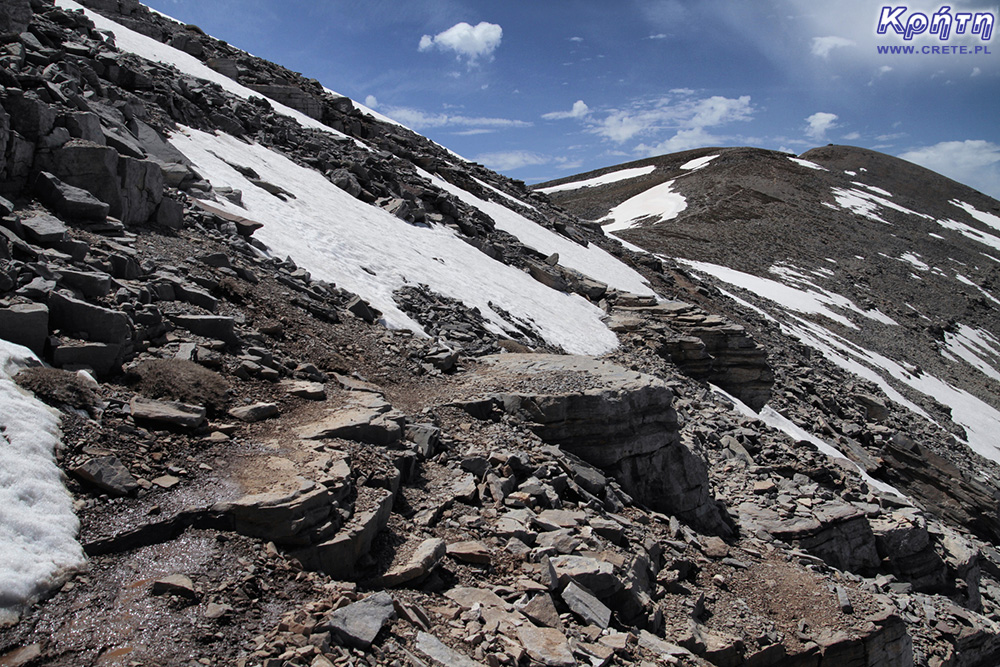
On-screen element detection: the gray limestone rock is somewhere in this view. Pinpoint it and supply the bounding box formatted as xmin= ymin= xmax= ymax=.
xmin=325 ymin=591 xmax=395 ymax=649
xmin=72 ymin=456 xmax=138 ymax=496
xmin=0 ymin=303 xmax=48 ymax=354
xmin=130 ymin=396 xmax=206 ymax=429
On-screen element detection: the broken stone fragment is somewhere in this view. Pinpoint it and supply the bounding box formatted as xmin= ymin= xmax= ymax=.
xmin=72 ymin=455 xmax=138 ymax=496
xmin=130 ymin=396 xmax=206 ymax=429
xmin=516 ymin=625 xmax=576 ymax=667
xmin=151 ymin=574 xmax=198 ymax=599
xmin=228 ymin=402 xmax=280 ymax=422
xmin=324 ymin=591 xmax=395 ymax=649
xmin=561 ymin=581 xmax=612 ymax=629
xmin=415 ymin=632 xmax=485 ymax=667
xmin=382 ymin=537 xmax=446 ymax=587
xmin=446 ymin=540 xmax=492 ymax=565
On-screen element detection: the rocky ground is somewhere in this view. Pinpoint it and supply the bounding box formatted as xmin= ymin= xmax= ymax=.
xmin=2 ymin=1 xmax=1000 ymax=666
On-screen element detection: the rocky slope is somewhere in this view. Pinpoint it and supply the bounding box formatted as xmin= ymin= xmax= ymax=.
xmin=0 ymin=1 xmax=999 ymax=666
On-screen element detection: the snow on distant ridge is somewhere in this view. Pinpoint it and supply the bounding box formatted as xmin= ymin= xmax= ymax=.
xmin=538 ymin=166 xmax=656 ymax=195
xmin=680 ymin=155 xmax=718 ymax=171
xmin=168 ymin=128 xmax=626 ymax=355
xmin=951 ymin=200 xmax=1000 ymax=233
xmin=0 ymin=341 xmax=84 ymax=625
xmin=789 ymin=157 xmax=827 ymax=171
xmin=602 ymin=180 xmax=686 ymax=233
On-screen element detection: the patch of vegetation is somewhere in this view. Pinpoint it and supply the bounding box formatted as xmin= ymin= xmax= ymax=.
xmin=15 ymin=367 xmax=103 ymax=414
xmin=131 ymin=359 xmax=230 ymax=413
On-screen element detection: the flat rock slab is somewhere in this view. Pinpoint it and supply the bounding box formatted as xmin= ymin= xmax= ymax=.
xmin=445 ymin=586 xmax=509 ymax=610
xmin=382 ymin=537 xmax=446 ymax=587
xmin=229 ymin=402 xmax=280 ymax=422
xmin=416 ymin=632 xmax=486 ymax=667
xmin=516 ymin=625 xmax=576 ymax=667
xmin=326 ymin=591 xmax=395 ymax=649
xmin=130 ymin=396 xmax=206 ymax=429
xmin=446 ymin=540 xmax=492 ymax=565
xmin=561 ymin=581 xmax=611 ymax=629
xmin=296 ymin=393 xmax=402 ymax=444
xmin=72 ymin=455 xmax=138 ymax=496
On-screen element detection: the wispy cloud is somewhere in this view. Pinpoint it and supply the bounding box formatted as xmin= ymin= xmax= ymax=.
xmin=542 ymin=100 xmax=590 ymax=120
xmin=419 ymin=22 xmax=503 ymax=64
xmin=589 ymin=94 xmax=754 ymax=144
xmin=476 ymin=150 xmax=551 ymax=171
xmin=380 ymin=105 xmax=531 ymax=131
xmin=805 ymin=112 xmax=839 ymax=141
xmin=811 ymin=35 xmax=854 ymax=59
xmin=900 ymin=140 xmax=1000 ymax=199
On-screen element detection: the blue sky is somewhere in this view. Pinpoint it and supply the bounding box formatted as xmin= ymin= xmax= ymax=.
xmin=144 ymin=0 xmax=1000 ymax=198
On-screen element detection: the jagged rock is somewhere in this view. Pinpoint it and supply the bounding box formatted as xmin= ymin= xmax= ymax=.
xmin=169 ymin=314 xmax=238 ymax=344
xmin=446 ymin=540 xmax=492 ymax=565
xmin=294 ymin=486 xmax=394 ymax=578
xmin=129 ymin=396 xmax=206 ymax=429
xmin=456 ymin=354 xmax=733 ymax=536
xmin=516 ymin=625 xmax=576 ymax=667
xmin=416 ymin=632 xmax=485 ymax=667
xmin=561 ymin=581 xmax=611 ymax=629
xmin=57 ymin=269 xmax=112 ymax=299
xmin=49 ymin=292 xmax=131 ymax=345
xmin=228 ymin=402 xmax=279 ymax=422
xmin=72 ymin=455 xmax=138 ymax=496
xmin=519 ymin=593 xmax=563 ymax=630
xmin=215 ymin=481 xmax=342 ymax=546
xmin=549 ymin=556 xmax=622 ymax=598
xmin=0 ymin=303 xmax=48 ymax=354
xmin=52 ymin=341 xmax=122 ymax=376
xmin=151 ymin=574 xmax=198 ymax=599
xmin=445 ymin=587 xmax=509 ymax=610
xmin=297 ymin=393 xmax=403 ymax=444
xmin=382 ymin=537 xmax=446 ymax=587
xmin=0 ymin=0 xmax=31 ymax=34
xmin=324 ymin=591 xmax=395 ymax=649
xmin=282 ymin=380 xmax=327 ymax=400
xmin=18 ymin=212 xmax=68 ymax=245
xmin=34 ymin=171 xmax=109 ymax=221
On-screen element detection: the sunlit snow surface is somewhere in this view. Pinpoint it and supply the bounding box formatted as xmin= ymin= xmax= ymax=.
xmin=602 ymin=180 xmax=686 ymax=233
xmin=711 ymin=385 xmax=906 ymax=498
xmin=683 ymin=260 xmax=1000 ymax=463
xmin=951 ymin=200 xmax=1000 ymax=233
xmin=168 ymin=128 xmax=624 ymax=355
xmin=0 ymin=341 xmax=84 ymax=624
xmin=680 ymin=155 xmax=718 ymax=171
xmin=537 ymin=166 xmax=656 ymax=195
xmin=788 ymin=157 xmax=828 ymax=171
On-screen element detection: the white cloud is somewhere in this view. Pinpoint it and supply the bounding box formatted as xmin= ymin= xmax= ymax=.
xmin=879 ymin=65 xmax=893 ymax=74
xmin=418 ymin=22 xmax=503 ymax=63
xmin=569 ymin=36 xmax=584 ymax=43
xmin=972 ymin=67 xmax=982 ymax=77
xmin=900 ymin=140 xmax=1000 ymax=200
xmin=591 ymin=94 xmax=753 ymax=144
xmin=635 ymin=127 xmax=723 ymax=156
xmin=364 ymin=95 xmax=378 ymax=109
xmin=648 ymin=33 xmax=669 ymax=40
xmin=542 ymin=100 xmax=590 ymax=120
xmin=843 ymin=131 xmax=861 ymax=141
xmin=811 ymin=35 xmax=855 ymax=58
xmin=476 ymin=150 xmax=550 ymax=171
xmin=805 ymin=112 xmax=839 ymax=141
xmin=380 ymin=105 xmax=530 ymax=131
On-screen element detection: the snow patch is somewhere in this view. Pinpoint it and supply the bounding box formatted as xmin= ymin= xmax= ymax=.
xmin=0 ymin=340 xmax=84 ymax=625
xmin=789 ymin=157 xmax=828 ymax=171
xmin=852 ymin=182 xmax=893 ymax=198
xmin=951 ymin=200 xmax=1000 ymax=233
xmin=168 ymin=128 xmax=621 ymax=355
xmin=537 ymin=166 xmax=656 ymax=195
xmin=831 ymin=187 xmax=933 ymax=224
xmin=937 ymin=218 xmax=1000 ymax=253
xmin=900 ymin=253 xmax=930 ymax=271
xmin=423 ymin=168 xmax=654 ymax=297
xmin=601 ymin=180 xmax=686 ymax=233
xmin=679 ymin=155 xmax=718 ymax=171
xmin=944 ymin=324 xmax=1000 ymax=383
xmin=474 ymin=178 xmax=537 ymax=211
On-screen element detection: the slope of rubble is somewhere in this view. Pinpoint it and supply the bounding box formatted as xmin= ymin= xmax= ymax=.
xmin=1 ymin=1 xmax=1000 ymax=667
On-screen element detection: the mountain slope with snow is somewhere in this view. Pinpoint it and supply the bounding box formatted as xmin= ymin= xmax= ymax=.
xmin=541 ymin=146 xmax=1000 ymax=473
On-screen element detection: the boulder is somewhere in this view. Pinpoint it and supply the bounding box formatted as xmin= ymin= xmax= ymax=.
xmin=325 ymin=592 xmax=395 ymax=649
xmin=169 ymin=314 xmax=237 ymax=344
xmin=0 ymin=303 xmax=48 ymax=354
xmin=297 ymin=393 xmax=403 ymax=444
xmin=456 ymin=354 xmax=734 ymax=535
xmin=129 ymin=396 xmax=206 ymax=429
xmin=382 ymin=537 xmax=446 ymax=587
xmin=0 ymin=0 xmax=31 ymax=34
xmin=34 ymin=172 xmax=110 ymax=221
xmin=53 ymin=341 xmax=122 ymax=377
xmin=72 ymin=456 xmax=138 ymax=496
xmin=18 ymin=212 xmax=68 ymax=245
xmin=228 ymin=402 xmax=279 ymax=422
xmin=516 ymin=625 xmax=576 ymax=667
xmin=48 ymin=292 xmax=131 ymax=345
